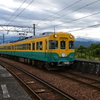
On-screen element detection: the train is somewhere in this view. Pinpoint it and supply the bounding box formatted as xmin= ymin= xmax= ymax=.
xmin=0 ymin=32 xmax=75 ymax=70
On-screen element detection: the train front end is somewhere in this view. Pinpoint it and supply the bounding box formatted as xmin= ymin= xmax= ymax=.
xmin=45 ymin=32 xmax=75 ymax=69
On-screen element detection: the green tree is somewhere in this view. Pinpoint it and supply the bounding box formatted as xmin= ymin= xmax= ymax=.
xmin=76 ymin=45 xmax=87 ymax=58
xmin=77 ymin=45 xmax=87 ymax=53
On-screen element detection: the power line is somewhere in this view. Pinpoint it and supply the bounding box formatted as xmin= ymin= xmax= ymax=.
xmin=4 ymin=0 xmax=26 ymax=25
xmin=37 ymin=0 xmax=100 ymax=31
xmin=47 ymin=11 xmax=100 ymax=28
xmin=49 ymin=0 xmax=100 ymax=22
xmin=36 ymin=0 xmax=82 ymax=25
xmin=7 ymin=0 xmax=35 ymax=25
xmin=67 ymin=23 xmax=100 ymax=32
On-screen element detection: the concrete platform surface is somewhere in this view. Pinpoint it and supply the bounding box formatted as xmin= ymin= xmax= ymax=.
xmin=0 ymin=65 xmax=31 ymax=100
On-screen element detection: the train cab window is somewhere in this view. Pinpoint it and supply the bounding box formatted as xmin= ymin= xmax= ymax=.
xmin=32 ymin=43 xmax=35 ymax=50
xmin=69 ymin=41 xmax=74 ymax=49
xmin=40 ymin=42 xmax=42 ymax=50
xmin=49 ymin=40 xmax=58 ymax=49
xmin=60 ymin=41 xmax=66 ymax=49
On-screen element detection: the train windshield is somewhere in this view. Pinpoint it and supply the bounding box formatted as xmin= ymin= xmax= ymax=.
xmin=49 ymin=40 xmax=58 ymax=49
xmin=60 ymin=41 xmax=66 ymax=49
xmin=69 ymin=41 xmax=74 ymax=49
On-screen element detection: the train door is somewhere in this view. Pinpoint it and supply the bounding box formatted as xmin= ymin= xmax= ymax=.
xmin=12 ymin=45 xmax=14 ymax=55
xmin=45 ymin=40 xmax=53 ymax=61
xmin=45 ymin=40 xmax=47 ymax=59
xmin=59 ymin=38 xmax=68 ymax=57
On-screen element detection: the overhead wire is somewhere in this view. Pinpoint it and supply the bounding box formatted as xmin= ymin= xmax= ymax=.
xmin=48 ymin=0 xmax=100 ymax=22
xmin=4 ymin=0 xmax=26 ymax=25
xmin=1 ymin=0 xmax=26 ymax=32
xmin=7 ymin=0 xmax=35 ymax=25
xmin=36 ymin=0 xmax=82 ymax=25
xmin=37 ymin=0 xmax=100 ymax=31
xmin=67 ymin=23 xmax=100 ymax=32
xmin=42 ymin=10 xmax=100 ymax=29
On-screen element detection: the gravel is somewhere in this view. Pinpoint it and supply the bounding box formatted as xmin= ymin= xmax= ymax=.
xmin=0 ymin=57 xmax=100 ymax=100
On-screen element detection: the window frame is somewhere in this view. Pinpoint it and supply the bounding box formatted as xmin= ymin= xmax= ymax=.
xmin=69 ymin=41 xmax=74 ymax=49
xmin=60 ymin=41 xmax=66 ymax=49
xmin=49 ymin=40 xmax=58 ymax=49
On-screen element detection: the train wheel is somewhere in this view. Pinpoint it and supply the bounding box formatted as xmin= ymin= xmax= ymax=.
xmin=38 ymin=61 xmax=45 ymax=69
xmin=44 ymin=62 xmax=52 ymax=70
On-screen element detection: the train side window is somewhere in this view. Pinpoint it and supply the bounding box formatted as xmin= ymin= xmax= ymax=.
xmin=60 ymin=41 xmax=66 ymax=49
xmin=12 ymin=46 xmax=14 ymax=50
xmin=46 ymin=41 xmax=47 ymax=50
xmin=40 ymin=42 xmax=42 ymax=50
xmin=29 ymin=43 xmax=31 ymax=50
xmin=49 ymin=40 xmax=58 ymax=49
xmin=32 ymin=43 xmax=35 ymax=50
xmin=26 ymin=44 xmax=29 ymax=50
xmin=26 ymin=44 xmax=28 ymax=50
xmin=36 ymin=42 xmax=39 ymax=50
xmin=0 ymin=46 xmax=5 ymax=50
xmin=23 ymin=44 xmax=26 ymax=50
xmin=26 ymin=43 xmax=31 ymax=50
xmin=8 ymin=46 xmax=11 ymax=50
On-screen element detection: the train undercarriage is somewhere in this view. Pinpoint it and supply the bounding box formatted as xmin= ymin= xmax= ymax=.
xmin=0 ymin=54 xmax=73 ymax=70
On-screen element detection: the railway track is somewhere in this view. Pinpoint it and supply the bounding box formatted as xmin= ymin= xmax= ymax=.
xmin=56 ymin=71 xmax=100 ymax=90
xmin=1 ymin=57 xmax=100 ymax=99
xmin=0 ymin=59 xmax=77 ymax=100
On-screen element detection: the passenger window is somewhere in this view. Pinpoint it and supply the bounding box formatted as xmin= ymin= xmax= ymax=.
xmin=8 ymin=46 xmax=11 ymax=50
xmin=60 ymin=41 xmax=66 ymax=49
xmin=36 ymin=42 xmax=39 ymax=50
xmin=46 ymin=41 xmax=47 ymax=50
xmin=40 ymin=42 xmax=42 ymax=50
xmin=32 ymin=43 xmax=35 ymax=50
xmin=27 ymin=43 xmax=31 ymax=50
xmin=23 ymin=44 xmax=25 ymax=50
xmin=49 ymin=40 xmax=58 ymax=49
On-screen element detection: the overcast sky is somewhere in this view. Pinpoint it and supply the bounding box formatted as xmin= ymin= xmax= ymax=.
xmin=0 ymin=0 xmax=100 ymax=41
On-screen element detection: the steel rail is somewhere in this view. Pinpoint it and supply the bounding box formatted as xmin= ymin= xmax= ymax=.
xmin=58 ymin=72 xmax=100 ymax=90
xmin=1 ymin=64 xmax=43 ymax=100
xmin=67 ymin=71 xmax=100 ymax=83
xmin=0 ymin=59 xmax=77 ymax=100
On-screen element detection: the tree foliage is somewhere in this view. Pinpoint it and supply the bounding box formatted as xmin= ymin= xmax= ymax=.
xmin=76 ymin=43 xmax=100 ymax=60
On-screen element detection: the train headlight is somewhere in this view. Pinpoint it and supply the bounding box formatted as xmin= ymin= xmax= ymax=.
xmin=70 ymin=35 xmax=73 ymax=38
xmin=61 ymin=52 xmax=66 ymax=57
xmin=54 ymin=35 xmax=57 ymax=38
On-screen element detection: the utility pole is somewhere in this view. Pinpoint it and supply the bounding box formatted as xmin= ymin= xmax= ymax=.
xmin=33 ymin=24 xmax=35 ymax=36
xmin=0 ymin=34 xmax=4 ymax=43
xmin=3 ymin=34 xmax=4 ymax=43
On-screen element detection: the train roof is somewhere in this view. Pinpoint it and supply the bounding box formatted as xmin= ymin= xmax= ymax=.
xmin=0 ymin=32 xmax=53 ymax=45
xmin=10 ymin=32 xmax=53 ymax=43
xmin=0 ymin=32 xmax=74 ymax=46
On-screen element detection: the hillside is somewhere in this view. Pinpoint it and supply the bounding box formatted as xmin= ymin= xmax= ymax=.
xmin=75 ymin=37 xmax=100 ymax=48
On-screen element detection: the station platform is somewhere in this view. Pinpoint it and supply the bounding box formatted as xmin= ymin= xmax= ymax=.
xmin=0 ymin=65 xmax=31 ymax=100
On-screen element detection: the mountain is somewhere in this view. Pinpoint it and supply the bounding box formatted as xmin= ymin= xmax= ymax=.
xmin=75 ymin=37 xmax=100 ymax=42
xmin=1 ymin=36 xmax=100 ymax=48
xmin=75 ymin=37 xmax=100 ymax=48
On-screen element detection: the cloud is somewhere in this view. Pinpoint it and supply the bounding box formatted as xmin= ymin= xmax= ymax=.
xmin=0 ymin=0 xmax=100 ymax=40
